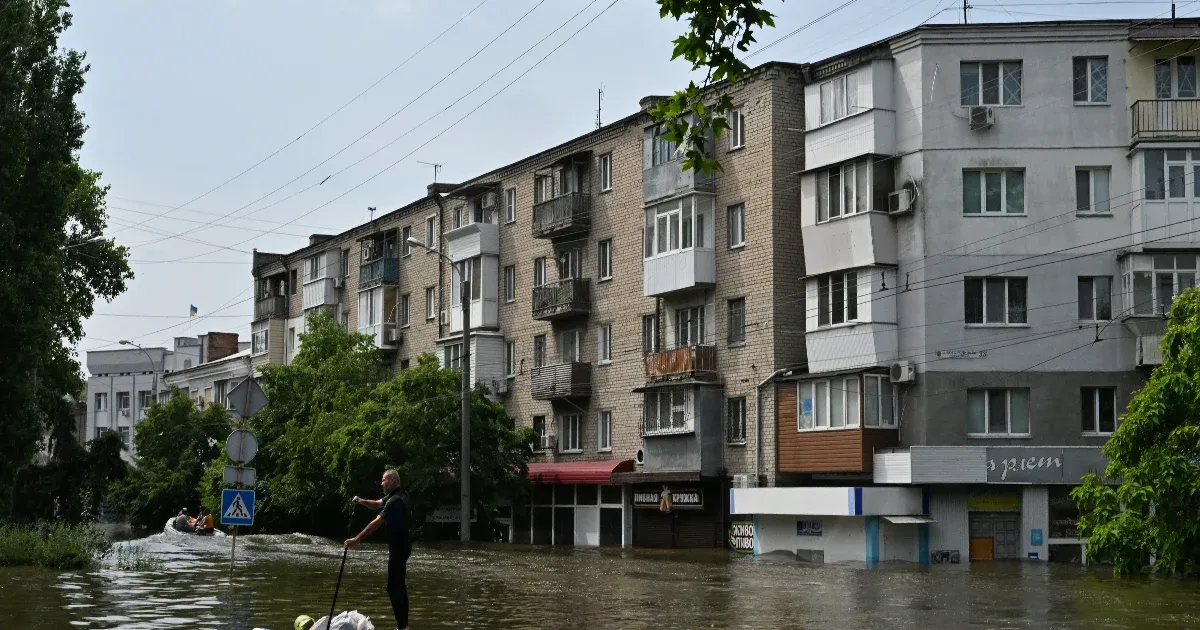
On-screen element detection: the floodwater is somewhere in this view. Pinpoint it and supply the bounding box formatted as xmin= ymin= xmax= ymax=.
xmin=2 ymin=531 xmax=1199 ymax=629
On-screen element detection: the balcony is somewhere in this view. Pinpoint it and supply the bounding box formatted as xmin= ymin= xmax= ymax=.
xmin=532 ymin=193 xmax=591 ymax=239
xmin=644 ymin=344 xmax=717 ymax=382
xmin=531 ymin=362 xmax=591 ymax=400
xmin=446 ymin=221 xmax=500 ymax=261
xmin=801 ymin=211 xmax=897 ymax=277
xmin=1131 ymin=100 xmax=1200 ymax=143
xmin=302 ymin=277 xmax=338 ymax=310
xmin=532 ymin=278 xmax=591 ymax=321
xmin=804 ymin=109 xmax=896 ymax=172
xmin=643 ymin=248 xmax=715 ymax=297
xmin=360 ymin=323 xmax=400 ymax=351
xmin=359 ymin=258 xmax=399 ymax=289
xmin=254 ymin=295 xmax=287 ymax=320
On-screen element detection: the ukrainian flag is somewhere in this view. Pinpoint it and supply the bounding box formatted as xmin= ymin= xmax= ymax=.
xmin=189 ymin=304 xmax=198 ymax=317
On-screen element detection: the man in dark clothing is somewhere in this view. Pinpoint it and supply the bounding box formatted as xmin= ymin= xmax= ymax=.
xmin=346 ymin=469 xmax=411 ymax=630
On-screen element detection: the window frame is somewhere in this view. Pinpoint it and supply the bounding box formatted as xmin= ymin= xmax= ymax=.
xmin=816 ymin=157 xmax=883 ymax=221
xmin=727 ymin=203 xmax=746 ymax=248
xmin=727 ymin=298 xmax=746 ymax=346
xmin=1072 ymin=57 xmax=1109 ymax=104
xmin=597 ymin=409 xmax=612 ymax=452
xmin=503 ymin=264 xmax=516 ymax=303
xmin=1081 ymin=386 xmax=1117 ymax=435
xmin=726 ymin=396 xmax=747 ymax=444
xmin=815 ymin=271 xmax=858 ymax=327
xmin=558 ymin=413 xmax=583 ymax=453
xmin=642 ymin=314 xmax=658 ymax=356
xmin=533 ymin=334 xmax=546 ymax=369
xmin=1125 ymin=253 xmax=1197 ymax=316
xmin=425 ymin=286 xmax=436 ymax=320
xmin=504 ymin=187 xmax=517 ymax=224
xmin=728 ymin=107 xmax=745 ymax=149
xmin=400 ymin=293 xmax=411 ymax=327
xmin=1077 ymin=276 xmax=1112 ymax=322
xmin=644 ymin=195 xmax=712 ymax=259
xmin=1075 ymin=167 xmax=1112 ymax=214
xmin=598 ymin=323 xmax=613 ymax=364
xmin=506 ymin=340 xmax=517 ymax=377
xmin=599 ymin=153 xmax=613 ymax=191
xmin=818 ymin=72 xmax=859 ymax=125
xmin=533 ymin=257 xmax=546 ymax=287
xmin=643 ymin=386 xmax=695 ymax=435
xmin=443 ymin=343 xmax=463 ymax=370
xmin=964 ymin=276 xmax=1028 ymax=326
xmin=967 ymin=388 xmax=1031 ymax=437
xmin=963 ymin=169 xmax=1026 ymax=215
xmin=116 ymin=391 xmax=131 ymax=410
xmin=796 ymin=377 xmax=861 ymax=431
xmin=533 ymin=415 xmax=548 ymax=450
xmin=252 ymin=319 xmax=269 ymax=355
xmin=862 ymin=374 xmax=897 ymax=428
xmin=598 ymin=239 xmax=613 ymax=280
xmin=651 ymin=125 xmax=678 ymax=167
xmin=401 ymin=226 xmax=412 ymax=257
xmin=424 ymin=215 xmax=436 ymax=248
xmin=960 ymin=60 xmax=1023 ymax=106
xmin=95 ymin=392 xmax=108 ymax=411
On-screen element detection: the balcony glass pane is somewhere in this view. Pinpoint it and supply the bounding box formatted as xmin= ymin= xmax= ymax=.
xmin=845 ymin=377 xmax=859 ymax=427
xmin=831 ymin=275 xmax=845 ymax=325
xmin=987 ymin=390 xmax=1007 ymax=433
xmin=830 ymin=380 xmax=845 ymax=428
xmin=829 ymin=169 xmax=841 ymax=218
xmin=1145 ymin=150 xmax=1165 ymax=200
xmin=815 ymin=381 xmax=828 ymax=428
xmin=1180 ymin=57 xmax=1197 ymax=98
xmin=1133 ymin=271 xmax=1153 ymax=314
xmin=1155 ymin=59 xmax=1172 ymax=98
xmin=817 ymin=277 xmax=830 ymax=326
xmin=967 ymin=390 xmax=986 ymax=434
xmin=798 ymin=383 xmax=815 ymax=430
xmin=1005 ymin=171 xmax=1024 ymax=213
xmin=881 ymin=379 xmax=894 ymax=426
xmin=1177 ymin=254 xmax=1196 ymax=269
xmin=1169 ymin=165 xmax=1186 ymax=198
xmin=864 ymin=377 xmax=879 ymax=427
xmin=1009 ymin=389 xmax=1030 ymax=434
xmin=1157 ymin=273 xmax=1175 ymax=314
xmin=855 ymin=159 xmax=870 ymax=213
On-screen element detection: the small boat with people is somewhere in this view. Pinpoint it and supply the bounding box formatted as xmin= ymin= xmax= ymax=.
xmin=164 ymin=507 xmax=226 ymax=537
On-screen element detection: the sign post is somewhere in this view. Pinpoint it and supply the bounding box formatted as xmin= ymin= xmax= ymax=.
xmin=222 ymin=428 xmax=258 ymax=575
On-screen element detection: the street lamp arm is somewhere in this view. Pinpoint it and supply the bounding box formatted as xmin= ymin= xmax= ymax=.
xmin=405 ymin=237 xmax=461 ymax=281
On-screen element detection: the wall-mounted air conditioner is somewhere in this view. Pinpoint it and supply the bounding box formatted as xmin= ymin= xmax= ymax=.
xmin=439 ymin=311 xmax=449 ymax=325
xmin=888 ymin=189 xmax=914 ymax=215
xmin=969 ymin=106 xmax=994 ymax=131
xmin=732 ymin=473 xmax=758 ymax=488
xmin=538 ymin=435 xmax=558 ymax=451
xmin=890 ymin=360 xmax=916 ymax=384
xmin=333 ymin=277 xmax=345 ymax=289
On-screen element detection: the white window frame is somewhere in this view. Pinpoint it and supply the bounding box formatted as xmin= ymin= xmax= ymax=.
xmin=1078 ymin=276 xmax=1112 ymax=322
xmin=558 ymin=328 xmax=582 ymax=363
xmin=558 ymin=414 xmax=583 ymax=453
xmin=643 ymin=386 xmax=694 ymax=435
xmin=967 ymin=388 xmax=1031 ymax=437
xmin=598 ymin=239 xmax=613 ymax=280
xmin=597 ymin=410 xmax=612 ymax=452
xmin=452 ymin=206 xmax=464 ymax=230
xmin=816 ymin=158 xmax=874 ymax=221
xmin=727 ymin=203 xmax=745 ymax=248
xmin=504 ymin=187 xmax=516 ymax=224
xmin=116 ymin=391 xmax=130 ymax=410
xmin=728 ymin=107 xmax=745 ymax=149
xmin=643 ymin=195 xmax=711 ymax=259
xmin=598 ymin=323 xmax=612 ymax=364
xmin=651 ymin=125 xmax=677 ymax=167
xmin=401 ymin=226 xmax=412 ymax=257
xmin=642 ymin=314 xmax=658 ymax=355
xmin=815 ymin=271 xmax=858 ymax=327
xmin=533 ymin=257 xmax=546 ymax=287
xmin=797 ymin=377 xmax=860 ymax=431
xmin=425 ymin=215 xmax=436 ymax=248
xmin=137 ymin=390 xmax=152 ymax=410
xmin=532 ymin=415 xmax=548 ymax=450
xmin=960 ymin=60 xmax=1023 ymax=106
xmin=443 ymin=343 xmax=463 ymax=370
xmin=862 ymin=374 xmax=897 ymax=428
xmin=252 ymin=319 xmax=269 ymax=355
xmin=305 ymin=253 xmax=323 ymax=282
xmin=599 ymin=154 xmax=612 ymax=191
xmin=963 ymin=169 xmax=1025 ymax=215
xmin=1075 ymin=167 xmax=1111 ymax=214
xmin=503 ymin=264 xmax=516 ymax=303
xmin=726 ymin=396 xmax=747 ymax=444
xmin=727 ymin=298 xmax=746 ymax=346
xmin=400 ymin=293 xmax=411 ymax=327
xmin=287 ymin=327 xmax=296 ymax=353
xmin=1073 ymin=57 xmax=1108 ymax=104
xmin=533 ymin=334 xmax=546 ymax=368
xmin=214 ymin=381 xmax=228 ymax=409
xmin=425 ymin=286 xmax=436 ymax=320
xmin=506 ymin=340 xmax=517 ymax=377
xmin=818 ymin=72 xmax=858 ymax=125
xmin=1081 ymin=386 xmax=1117 ymax=435
xmin=964 ymin=277 xmax=1028 ymax=326
xmin=1125 ymin=253 xmax=1197 ymax=316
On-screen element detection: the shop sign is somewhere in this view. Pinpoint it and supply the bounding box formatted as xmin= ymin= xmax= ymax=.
xmin=1030 ymin=529 xmax=1043 ymax=546
xmin=984 ymin=447 xmax=1108 ymax=484
xmin=796 ymin=520 xmax=823 ymax=536
xmin=729 ymin=521 xmax=755 ymax=553
xmin=967 ymin=491 xmax=1020 ymax=511
xmin=632 ymin=487 xmax=704 ymax=511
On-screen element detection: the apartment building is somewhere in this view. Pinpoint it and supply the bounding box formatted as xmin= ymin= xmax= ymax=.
xmin=251 ymin=62 xmax=808 ymax=548
xmin=730 ymin=19 xmax=1198 ymax=565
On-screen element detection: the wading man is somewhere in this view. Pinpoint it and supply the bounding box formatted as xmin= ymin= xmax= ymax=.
xmin=345 ymin=469 xmax=411 ymax=630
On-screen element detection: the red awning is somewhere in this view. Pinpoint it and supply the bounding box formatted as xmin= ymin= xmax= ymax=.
xmin=526 ymin=459 xmax=634 ymax=484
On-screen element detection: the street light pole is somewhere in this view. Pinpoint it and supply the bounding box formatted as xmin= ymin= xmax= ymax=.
xmin=407 ymin=237 xmax=471 ymax=542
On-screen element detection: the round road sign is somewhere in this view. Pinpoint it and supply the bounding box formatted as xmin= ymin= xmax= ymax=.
xmin=226 ymin=429 xmax=259 ymax=464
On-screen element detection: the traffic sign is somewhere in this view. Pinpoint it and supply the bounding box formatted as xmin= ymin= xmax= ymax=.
xmin=225 ymin=429 xmax=258 ymax=464
xmin=221 ymin=489 xmax=255 ymax=526
xmin=227 ymin=378 xmax=268 ymax=417
xmin=223 ymin=465 xmax=256 ymax=486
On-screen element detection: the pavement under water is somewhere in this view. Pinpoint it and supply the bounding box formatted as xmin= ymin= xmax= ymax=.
xmin=1 ymin=529 xmax=1199 ymax=629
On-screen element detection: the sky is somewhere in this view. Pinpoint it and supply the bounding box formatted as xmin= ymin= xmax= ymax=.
xmin=69 ymin=0 xmax=1175 ymax=366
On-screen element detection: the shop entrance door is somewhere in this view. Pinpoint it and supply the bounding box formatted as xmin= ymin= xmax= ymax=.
xmin=969 ymin=512 xmax=1020 ymax=560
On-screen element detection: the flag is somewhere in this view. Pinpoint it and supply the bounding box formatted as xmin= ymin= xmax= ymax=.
xmin=189 ymin=304 xmax=198 ymax=317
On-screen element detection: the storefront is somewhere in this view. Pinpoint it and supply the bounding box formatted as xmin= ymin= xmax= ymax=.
xmin=513 ymin=460 xmax=633 ymax=547
xmin=628 ymin=483 xmax=724 ymax=548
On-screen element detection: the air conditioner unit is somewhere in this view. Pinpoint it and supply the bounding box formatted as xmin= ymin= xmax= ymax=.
xmin=890 ymin=360 xmax=916 ymax=384
xmin=119 ymin=409 xmax=130 ymax=418
xmin=489 ymin=378 xmax=509 ymax=395
xmin=635 ymin=447 xmax=645 ymax=466
xmin=333 ymin=277 xmax=344 ymax=289
xmin=384 ymin=327 xmax=399 ymax=345
xmin=538 ymin=435 xmax=558 ymax=451
xmin=888 ymin=188 xmax=914 ymax=215
xmin=439 ymin=311 xmax=449 ymax=325
xmin=969 ymin=106 xmax=994 ymax=131
xmin=732 ymin=473 xmax=758 ymax=488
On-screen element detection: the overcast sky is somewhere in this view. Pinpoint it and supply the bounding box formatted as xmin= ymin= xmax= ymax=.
xmin=70 ymin=0 xmax=1167 ymax=366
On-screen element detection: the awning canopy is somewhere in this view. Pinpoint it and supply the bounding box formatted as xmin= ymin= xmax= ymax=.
xmin=882 ymin=516 xmax=935 ymax=524
xmin=527 ymin=459 xmax=634 ymax=484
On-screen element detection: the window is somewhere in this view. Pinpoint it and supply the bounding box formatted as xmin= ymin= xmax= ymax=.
xmin=598 ymin=410 xmax=612 ymax=452
xmin=1143 ymin=149 xmax=1200 ymax=202
xmin=425 ymin=287 xmax=436 ymax=320
xmin=557 ymin=249 xmax=582 ymax=280
xmin=1075 ymin=168 xmax=1111 ymax=213
xmin=1073 ymin=57 xmax=1108 ymax=104
xmin=116 ymin=392 xmax=130 ymax=410
xmin=642 ymin=315 xmax=658 ymax=355
xmin=675 ymin=306 xmax=708 ymax=346
xmin=818 ymin=71 xmax=858 ymax=125
xmin=1077 ymin=277 xmax=1112 ymax=321
xmin=726 ymin=396 xmax=747 ymax=444
xmin=138 ymin=390 xmax=152 ymax=410
xmin=533 ymin=335 xmax=546 ymax=368
xmin=401 ymin=226 xmax=412 ymax=257
xmin=963 ymin=170 xmax=1025 ymax=214
xmin=214 ymin=381 xmax=228 ymax=409
xmin=289 ymin=269 xmax=297 ymax=294
xmin=558 ymin=329 xmax=581 ymax=363
xmin=598 ymin=324 xmax=612 ymax=364
xmin=506 ymin=340 xmax=517 ymax=377
xmin=728 ymin=298 xmax=746 ymax=345
xmin=117 ymin=426 xmax=130 ymax=448
xmin=1081 ymin=387 xmax=1117 ymax=434
xmin=1127 ymin=253 xmax=1196 ymax=315
xmin=728 ymin=107 xmax=745 ymax=149
xmin=288 ymin=327 xmax=296 ymax=353
xmin=504 ymin=265 xmax=516 ymax=302
xmin=443 ymin=343 xmax=463 ymax=370
xmin=425 ymin=215 xmax=436 ymax=248
xmin=504 ymin=187 xmax=516 ymax=223
xmin=597 ymin=239 xmax=612 ymax=280
xmin=961 ymin=61 xmax=1022 ymax=106
xmin=400 ymin=293 xmax=411 ymax=327
xmin=644 ymin=387 xmax=693 ymax=434
xmin=965 ymin=277 xmax=1027 ymax=325
xmin=452 ymin=206 xmax=464 ymax=229
xmin=651 ymin=125 xmax=677 ymax=166
xmin=305 ymin=253 xmax=322 ymax=282
xmin=967 ymin=388 xmax=1030 ymax=436
xmin=534 ymin=175 xmax=553 ymax=204
xmin=816 ymin=157 xmax=891 ymax=220
xmin=533 ymin=415 xmax=548 ymax=447
xmin=341 ymin=249 xmax=350 ymax=279
xmin=815 ymin=271 xmax=858 ymax=327
xmin=533 ymin=257 xmax=546 ymax=287
xmin=450 ymin=257 xmax=483 ymax=307
xmin=644 ymin=196 xmax=712 ymax=258
xmin=797 ymin=377 xmax=860 ymax=430
xmin=559 ymin=414 xmax=582 ymax=452
xmin=727 ymin=203 xmax=745 ymax=248
xmin=1155 ymin=56 xmax=1197 ymax=99
xmin=862 ymin=375 xmax=896 ymax=428
xmin=252 ymin=320 xmax=269 ymax=354
xmin=599 ymin=154 xmax=612 ymax=191
xmin=400 ymin=359 xmax=410 ymax=371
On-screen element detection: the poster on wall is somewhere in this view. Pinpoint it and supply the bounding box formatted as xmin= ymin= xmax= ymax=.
xmin=729 ymin=521 xmax=755 ymax=553
xmin=796 ymin=520 xmax=823 ymax=536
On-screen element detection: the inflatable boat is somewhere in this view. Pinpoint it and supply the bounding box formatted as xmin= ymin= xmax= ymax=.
xmin=163 ymin=517 xmax=227 ymax=537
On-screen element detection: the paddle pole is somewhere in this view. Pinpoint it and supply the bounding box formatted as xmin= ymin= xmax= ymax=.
xmin=327 ymin=546 xmax=349 ymax=626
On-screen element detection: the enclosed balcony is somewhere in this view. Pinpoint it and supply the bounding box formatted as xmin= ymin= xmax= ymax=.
xmin=358 ymin=257 xmax=399 ymax=289
xmin=361 ymin=323 xmax=400 ymax=350
xmin=532 ymin=278 xmax=591 ymax=321
xmin=532 ymin=193 xmax=591 ymax=239
xmin=531 ymin=362 xmax=592 ymax=400
xmin=642 ymin=123 xmax=714 ymax=204
xmin=1131 ymin=100 xmax=1200 ymax=143
xmin=644 ymin=344 xmax=717 ymax=382
xmin=254 ymin=295 xmax=287 ymax=320
xmin=777 ymin=374 xmax=900 ymax=474
xmin=302 ymin=278 xmax=337 ymax=310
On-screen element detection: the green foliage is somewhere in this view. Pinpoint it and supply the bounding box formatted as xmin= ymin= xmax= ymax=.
xmin=651 ymin=0 xmax=778 ymax=174
xmin=0 ymin=0 xmax=134 ymax=515
xmin=1073 ymin=287 xmax=1200 ymax=575
xmin=111 ymin=392 xmax=231 ymax=532
xmin=0 ymin=522 xmax=111 ymax=570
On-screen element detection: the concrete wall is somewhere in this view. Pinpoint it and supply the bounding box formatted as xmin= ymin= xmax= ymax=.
xmin=927 ymin=486 xmax=970 ymax=564
xmin=757 ymin=514 xmax=865 ymax=563
xmin=1021 ymin=485 xmax=1049 ymax=560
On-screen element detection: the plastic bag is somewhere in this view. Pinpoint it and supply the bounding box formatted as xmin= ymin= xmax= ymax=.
xmin=310 ymin=610 xmax=375 ymax=630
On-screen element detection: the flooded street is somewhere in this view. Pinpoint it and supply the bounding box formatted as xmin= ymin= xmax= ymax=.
xmin=3 ymin=533 xmax=1200 ymax=629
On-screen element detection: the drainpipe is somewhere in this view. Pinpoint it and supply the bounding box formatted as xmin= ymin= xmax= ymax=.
xmin=755 ymin=366 xmax=798 ymax=486
xmin=432 ymin=193 xmax=446 ymax=339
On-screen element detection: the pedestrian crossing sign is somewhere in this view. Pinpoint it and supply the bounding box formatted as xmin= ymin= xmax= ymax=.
xmin=221 ymin=489 xmax=255 ymax=526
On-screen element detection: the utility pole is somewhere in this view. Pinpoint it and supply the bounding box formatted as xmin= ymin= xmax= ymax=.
xmin=460 ymin=264 xmax=471 ymax=543
xmin=963 ymin=0 xmax=970 ymax=24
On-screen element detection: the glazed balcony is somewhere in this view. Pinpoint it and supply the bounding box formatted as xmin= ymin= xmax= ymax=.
xmin=531 ymin=362 xmax=592 ymax=400
xmin=532 ymin=278 xmax=591 ymax=321
xmin=532 ymin=193 xmax=591 ymax=239
xmin=254 ymin=295 xmax=287 ymax=320
xmin=644 ymin=344 xmax=717 ymax=382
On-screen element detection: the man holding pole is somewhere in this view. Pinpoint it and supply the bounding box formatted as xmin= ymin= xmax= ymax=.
xmin=345 ymin=469 xmax=411 ymax=630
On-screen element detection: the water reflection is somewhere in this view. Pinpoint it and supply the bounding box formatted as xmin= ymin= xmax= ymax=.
xmin=1 ymin=532 xmax=1197 ymax=629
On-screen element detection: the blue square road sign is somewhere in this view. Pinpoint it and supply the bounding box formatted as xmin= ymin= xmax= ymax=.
xmin=221 ymin=488 xmax=255 ymax=526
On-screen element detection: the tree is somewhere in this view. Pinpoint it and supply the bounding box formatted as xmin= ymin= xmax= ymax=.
xmin=1073 ymin=288 xmax=1200 ymax=575
xmin=111 ymin=392 xmax=230 ymax=531
xmin=651 ymin=0 xmax=779 ymax=174
xmin=0 ymin=0 xmax=133 ymax=515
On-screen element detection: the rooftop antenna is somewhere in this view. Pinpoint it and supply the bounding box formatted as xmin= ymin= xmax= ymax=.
xmin=417 ymin=160 xmax=443 ymax=183
xmin=368 ymin=206 xmax=376 ymax=222
xmin=596 ymin=84 xmax=605 ymax=129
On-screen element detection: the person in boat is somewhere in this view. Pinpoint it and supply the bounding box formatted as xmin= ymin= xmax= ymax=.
xmin=173 ymin=508 xmax=194 ymax=533
xmin=345 ymin=469 xmax=411 ymax=630
xmin=193 ymin=507 xmax=215 ymax=535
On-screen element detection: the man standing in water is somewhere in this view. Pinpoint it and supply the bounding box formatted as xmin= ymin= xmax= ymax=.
xmin=345 ymin=469 xmax=411 ymax=630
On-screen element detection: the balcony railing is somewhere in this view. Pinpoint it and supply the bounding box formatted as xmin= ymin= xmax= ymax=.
xmin=531 ymin=278 xmax=591 ymax=320
xmin=532 ymin=192 xmax=590 ymax=239
xmin=531 ymin=362 xmax=592 ymax=400
xmin=1132 ymin=99 xmax=1200 ymax=141
xmin=359 ymin=257 xmax=399 ymax=289
xmin=254 ymin=295 xmax=287 ymax=320
xmin=644 ymin=344 xmax=717 ymax=381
